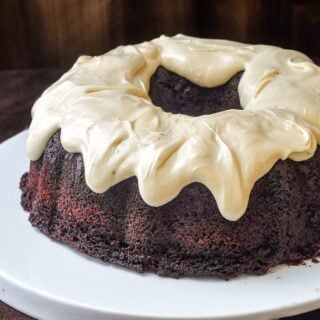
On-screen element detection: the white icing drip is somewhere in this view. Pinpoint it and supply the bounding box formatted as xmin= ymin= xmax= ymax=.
xmin=26 ymin=34 xmax=320 ymax=221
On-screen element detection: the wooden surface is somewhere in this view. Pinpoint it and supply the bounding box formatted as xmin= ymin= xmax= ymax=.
xmin=0 ymin=69 xmax=63 ymax=143
xmin=0 ymin=0 xmax=319 ymax=70
xmin=1 ymin=64 xmax=320 ymax=319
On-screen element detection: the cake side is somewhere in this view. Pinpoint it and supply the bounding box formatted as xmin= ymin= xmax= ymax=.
xmin=20 ymin=132 xmax=320 ymax=278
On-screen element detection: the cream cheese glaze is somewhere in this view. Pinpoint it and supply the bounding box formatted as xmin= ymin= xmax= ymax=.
xmin=26 ymin=34 xmax=320 ymax=221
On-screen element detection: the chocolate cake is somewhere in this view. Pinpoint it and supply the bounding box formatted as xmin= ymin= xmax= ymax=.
xmin=20 ymin=35 xmax=320 ymax=278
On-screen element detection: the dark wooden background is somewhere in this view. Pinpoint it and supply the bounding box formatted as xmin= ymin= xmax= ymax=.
xmin=0 ymin=0 xmax=319 ymax=70
xmin=1 ymin=0 xmax=320 ymax=319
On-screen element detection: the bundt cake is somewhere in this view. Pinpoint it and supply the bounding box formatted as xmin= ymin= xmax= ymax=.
xmin=20 ymin=35 xmax=320 ymax=278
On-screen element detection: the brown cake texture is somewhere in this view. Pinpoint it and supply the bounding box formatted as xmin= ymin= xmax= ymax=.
xmin=20 ymin=66 xmax=320 ymax=279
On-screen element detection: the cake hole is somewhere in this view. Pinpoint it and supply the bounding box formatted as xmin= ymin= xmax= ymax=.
xmin=148 ymin=66 xmax=243 ymax=117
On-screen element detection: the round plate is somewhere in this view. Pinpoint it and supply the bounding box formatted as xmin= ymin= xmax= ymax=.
xmin=1 ymin=131 xmax=320 ymax=320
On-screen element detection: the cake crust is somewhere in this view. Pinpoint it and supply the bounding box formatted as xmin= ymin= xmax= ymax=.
xmin=20 ymin=67 xmax=320 ymax=278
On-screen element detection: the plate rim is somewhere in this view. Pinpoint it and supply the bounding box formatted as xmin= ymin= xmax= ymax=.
xmin=1 ymin=130 xmax=320 ymax=320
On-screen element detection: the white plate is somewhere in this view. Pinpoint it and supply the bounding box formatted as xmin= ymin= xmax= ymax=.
xmin=1 ymin=131 xmax=320 ymax=320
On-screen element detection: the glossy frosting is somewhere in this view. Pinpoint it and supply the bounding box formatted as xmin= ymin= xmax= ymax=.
xmin=26 ymin=35 xmax=320 ymax=221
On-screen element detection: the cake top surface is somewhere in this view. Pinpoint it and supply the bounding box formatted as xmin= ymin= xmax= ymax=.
xmin=26 ymin=34 xmax=320 ymax=221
